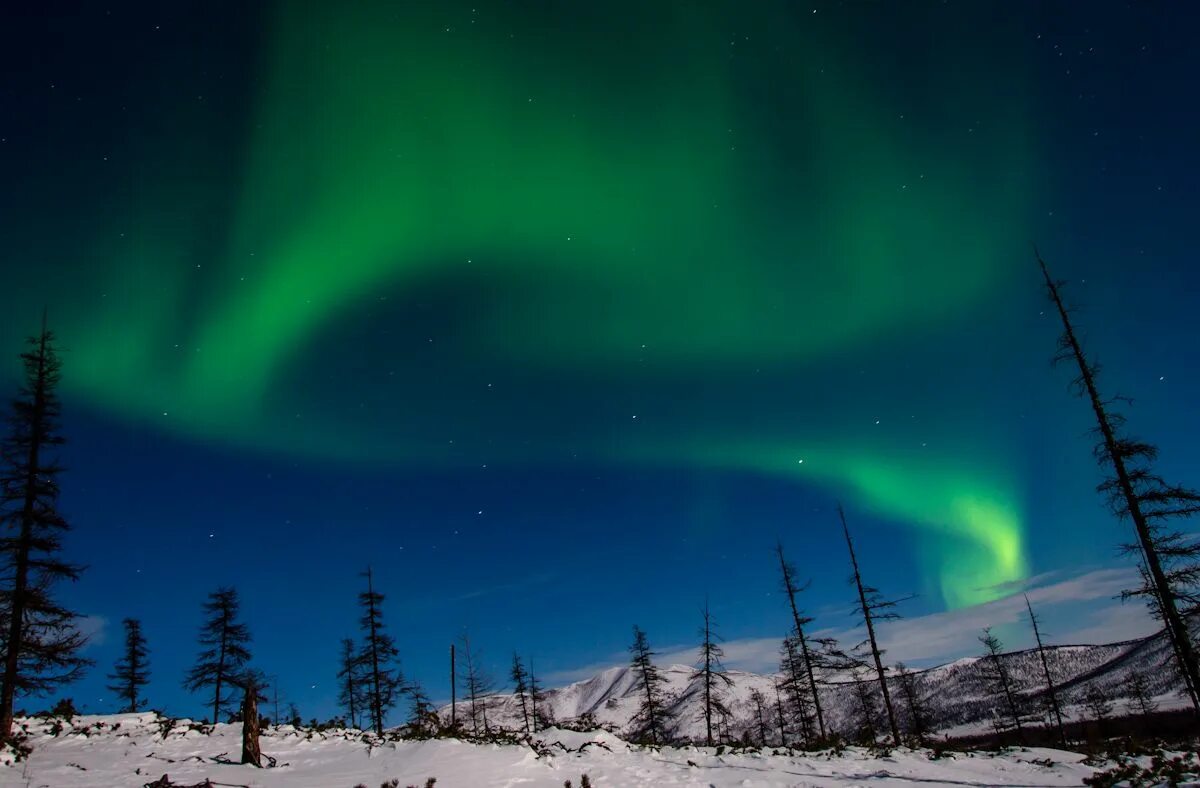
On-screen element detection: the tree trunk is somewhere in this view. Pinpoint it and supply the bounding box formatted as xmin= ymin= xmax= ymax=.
xmin=241 ymin=684 xmax=262 ymax=767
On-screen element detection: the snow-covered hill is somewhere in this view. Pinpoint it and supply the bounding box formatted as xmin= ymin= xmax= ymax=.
xmin=451 ymin=627 xmax=1188 ymax=742
xmin=0 ymin=712 xmax=1106 ymax=787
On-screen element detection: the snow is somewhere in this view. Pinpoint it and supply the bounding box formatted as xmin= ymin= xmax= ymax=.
xmin=0 ymin=713 xmax=1104 ymax=787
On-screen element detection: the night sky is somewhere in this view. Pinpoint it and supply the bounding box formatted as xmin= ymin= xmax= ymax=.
xmin=1 ymin=2 xmax=1198 ymax=721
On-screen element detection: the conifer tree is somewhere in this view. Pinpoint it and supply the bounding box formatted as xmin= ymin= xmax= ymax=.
xmin=1125 ymin=670 xmax=1158 ymax=718
xmin=404 ymin=679 xmax=438 ymax=737
xmin=1083 ymin=683 xmax=1113 ymax=731
xmin=979 ymin=628 xmax=1025 ymax=743
xmin=183 ymin=587 xmax=252 ymax=725
xmin=893 ymin=663 xmax=931 ymax=745
xmin=510 ymin=652 xmax=532 ymax=734
xmin=528 ymin=657 xmax=550 ymax=731
xmin=1040 ymin=254 xmax=1200 ymax=710
xmin=774 ymin=541 xmax=827 ymax=740
xmin=840 ymin=506 xmax=902 ymax=746
xmin=358 ymin=567 xmax=403 ymax=735
xmin=107 ymin=618 xmax=150 ymax=713
xmin=457 ymin=632 xmax=495 ymax=736
xmin=336 ymin=636 xmax=366 ymax=729
xmin=628 ymin=625 xmax=671 ymax=745
xmin=772 ymin=680 xmax=788 ymax=746
xmin=849 ymin=671 xmax=879 ymax=745
xmin=0 ymin=320 xmax=91 ymax=739
xmin=778 ymin=634 xmax=814 ymax=747
xmin=748 ymin=688 xmax=769 ymax=747
xmin=1023 ymin=595 xmax=1066 ymax=746
xmin=690 ymin=601 xmax=733 ymax=746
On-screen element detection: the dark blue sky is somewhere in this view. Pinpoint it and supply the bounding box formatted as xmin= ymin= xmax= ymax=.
xmin=0 ymin=1 xmax=1197 ymax=721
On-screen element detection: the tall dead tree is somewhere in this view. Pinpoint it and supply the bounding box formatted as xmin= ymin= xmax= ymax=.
xmin=358 ymin=567 xmax=403 ymax=735
xmin=1040 ymin=253 xmax=1200 ymax=711
xmin=1024 ymin=595 xmax=1066 ymax=746
xmin=774 ymin=541 xmax=826 ymax=740
xmin=629 ymin=625 xmax=671 ymax=745
xmin=979 ymin=628 xmax=1025 ymax=743
xmin=690 ymin=601 xmax=733 ymax=746
xmin=839 ymin=506 xmax=902 ymax=747
xmin=107 ymin=618 xmax=151 ymax=713
xmin=0 ymin=320 xmax=91 ymax=739
xmin=183 ymin=587 xmax=251 ymax=725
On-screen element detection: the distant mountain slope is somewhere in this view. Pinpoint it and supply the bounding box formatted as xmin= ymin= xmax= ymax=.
xmin=446 ymin=627 xmax=1187 ymax=741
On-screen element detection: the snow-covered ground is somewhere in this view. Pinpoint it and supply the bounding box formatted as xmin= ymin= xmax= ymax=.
xmin=0 ymin=713 xmax=1106 ymax=788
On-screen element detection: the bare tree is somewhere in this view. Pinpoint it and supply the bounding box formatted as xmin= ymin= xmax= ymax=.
xmin=0 ymin=320 xmax=91 ymax=739
xmin=774 ymin=541 xmax=827 ymax=740
xmin=840 ymin=506 xmax=903 ymax=746
xmin=1040 ymin=253 xmax=1200 ymax=710
xmin=778 ymin=634 xmax=814 ymax=747
xmin=690 ymin=601 xmax=733 ymax=746
xmin=107 ymin=618 xmax=150 ymax=713
xmin=528 ymin=656 xmax=551 ymax=731
xmin=1023 ymin=595 xmax=1066 ymax=746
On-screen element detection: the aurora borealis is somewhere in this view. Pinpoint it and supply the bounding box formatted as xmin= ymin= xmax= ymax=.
xmin=2 ymin=1 xmax=1197 ymax=717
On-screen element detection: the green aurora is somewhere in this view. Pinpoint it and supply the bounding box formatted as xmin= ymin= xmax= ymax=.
xmin=48 ymin=2 xmax=1033 ymax=607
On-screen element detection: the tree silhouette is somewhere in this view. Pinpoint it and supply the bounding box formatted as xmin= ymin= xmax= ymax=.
xmin=107 ymin=618 xmax=150 ymax=713
xmin=0 ymin=320 xmax=91 ymax=739
xmin=457 ymin=632 xmax=495 ymax=736
xmin=336 ymin=636 xmax=366 ymax=729
xmin=1040 ymin=253 xmax=1200 ymax=711
xmin=1023 ymin=595 xmax=1066 ymax=746
xmin=357 ymin=567 xmax=403 ymax=735
xmin=510 ymin=653 xmax=532 ymax=734
xmin=183 ymin=587 xmax=251 ymax=725
xmin=979 ymin=628 xmax=1024 ymax=743
xmin=628 ymin=625 xmax=671 ymax=745
xmin=774 ymin=541 xmax=826 ymax=740
xmin=839 ymin=506 xmax=903 ymax=746
xmin=690 ymin=601 xmax=733 ymax=746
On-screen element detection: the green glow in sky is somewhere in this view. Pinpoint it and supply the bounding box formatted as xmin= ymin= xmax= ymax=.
xmin=55 ymin=2 xmax=1032 ymax=607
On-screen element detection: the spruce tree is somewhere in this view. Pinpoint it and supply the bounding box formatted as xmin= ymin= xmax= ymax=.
xmin=183 ymin=587 xmax=251 ymax=725
xmin=107 ymin=618 xmax=150 ymax=713
xmin=1125 ymin=670 xmax=1159 ymax=718
xmin=1040 ymin=254 xmax=1200 ymax=710
xmin=336 ymin=636 xmax=366 ymax=729
xmin=1023 ymin=595 xmax=1066 ymax=746
xmin=0 ymin=320 xmax=91 ymax=739
xmin=628 ymin=625 xmax=671 ymax=745
xmin=358 ymin=567 xmax=403 ymax=735
xmin=893 ymin=663 xmax=931 ymax=745
xmin=510 ymin=652 xmax=532 ymax=734
xmin=404 ymin=679 xmax=438 ymax=737
xmin=840 ymin=506 xmax=903 ymax=746
xmin=775 ymin=541 xmax=826 ymax=740
xmin=748 ymin=688 xmax=769 ymax=747
xmin=979 ymin=628 xmax=1025 ymax=743
xmin=690 ymin=601 xmax=733 ymax=746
